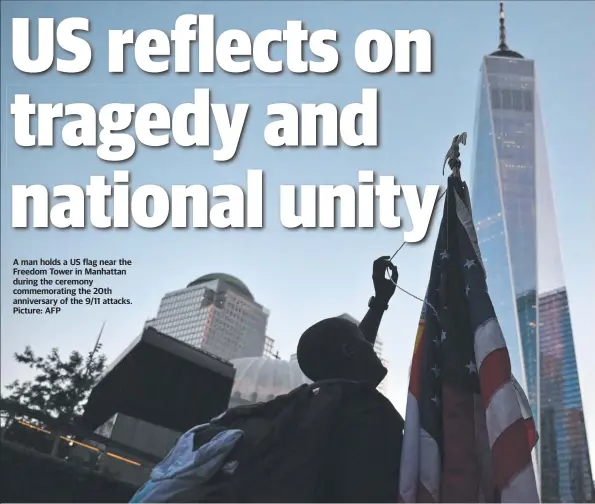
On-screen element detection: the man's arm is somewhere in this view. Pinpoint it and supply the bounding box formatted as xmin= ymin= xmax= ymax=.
xmin=359 ymin=257 xmax=398 ymax=345
xmin=359 ymin=303 xmax=386 ymax=345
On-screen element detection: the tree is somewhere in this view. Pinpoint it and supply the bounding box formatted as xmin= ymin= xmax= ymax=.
xmin=4 ymin=343 xmax=107 ymax=424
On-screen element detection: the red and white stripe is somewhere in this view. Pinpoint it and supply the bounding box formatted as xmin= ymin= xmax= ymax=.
xmin=458 ymin=190 xmax=539 ymax=503
xmin=475 ymin=318 xmax=539 ymax=503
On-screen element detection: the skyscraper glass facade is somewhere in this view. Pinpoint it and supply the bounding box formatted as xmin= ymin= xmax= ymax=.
xmin=539 ymin=288 xmax=594 ymax=502
xmin=470 ymin=52 xmax=592 ymax=502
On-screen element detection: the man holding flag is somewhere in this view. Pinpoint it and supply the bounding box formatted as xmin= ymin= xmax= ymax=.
xmin=130 ymin=134 xmax=540 ymax=504
xmin=398 ymin=136 xmax=539 ymax=503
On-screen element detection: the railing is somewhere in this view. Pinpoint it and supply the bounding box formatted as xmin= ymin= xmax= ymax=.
xmin=1 ymin=437 xmax=139 ymax=503
xmin=0 ymin=397 xmax=162 ymax=468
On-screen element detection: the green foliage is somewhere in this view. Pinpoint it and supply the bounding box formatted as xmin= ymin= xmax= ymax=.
xmin=4 ymin=344 xmax=107 ymax=422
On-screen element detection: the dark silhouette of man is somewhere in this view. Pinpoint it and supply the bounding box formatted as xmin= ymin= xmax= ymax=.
xmin=297 ymin=256 xmax=404 ymax=503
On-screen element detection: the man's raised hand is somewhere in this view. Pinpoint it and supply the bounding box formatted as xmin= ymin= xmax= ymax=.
xmin=372 ymin=256 xmax=398 ymax=304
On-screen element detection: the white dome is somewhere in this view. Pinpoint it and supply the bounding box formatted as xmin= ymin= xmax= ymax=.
xmin=230 ymin=356 xmax=311 ymax=404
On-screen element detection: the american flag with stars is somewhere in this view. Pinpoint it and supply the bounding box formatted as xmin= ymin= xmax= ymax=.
xmin=398 ymin=175 xmax=539 ymax=503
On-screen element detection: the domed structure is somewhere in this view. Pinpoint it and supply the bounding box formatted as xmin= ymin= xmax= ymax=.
xmin=229 ymin=356 xmax=310 ymax=407
xmin=187 ymin=273 xmax=253 ymax=301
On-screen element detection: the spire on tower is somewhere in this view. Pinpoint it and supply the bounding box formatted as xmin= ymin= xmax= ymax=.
xmin=489 ymin=0 xmax=524 ymax=59
xmin=498 ymin=1 xmax=509 ymax=51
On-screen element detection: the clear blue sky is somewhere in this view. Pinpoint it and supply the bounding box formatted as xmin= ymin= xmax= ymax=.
xmin=1 ymin=1 xmax=594 ymax=459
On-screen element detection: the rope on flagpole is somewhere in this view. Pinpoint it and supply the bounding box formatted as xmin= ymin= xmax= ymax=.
xmin=389 ymin=188 xmax=447 ymax=264
xmin=387 ymin=132 xmax=468 ymax=308
xmin=389 ymin=181 xmax=445 ymax=262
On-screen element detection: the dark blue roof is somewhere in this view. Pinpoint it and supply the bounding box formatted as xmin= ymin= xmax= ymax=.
xmin=489 ymin=48 xmax=524 ymax=59
xmin=187 ymin=273 xmax=253 ymax=300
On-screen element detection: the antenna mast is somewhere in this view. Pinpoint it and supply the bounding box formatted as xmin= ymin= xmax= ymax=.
xmin=498 ymin=1 xmax=509 ymax=51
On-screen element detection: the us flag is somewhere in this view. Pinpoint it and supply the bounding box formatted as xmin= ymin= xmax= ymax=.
xmin=398 ymin=175 xmax=539 ymax=503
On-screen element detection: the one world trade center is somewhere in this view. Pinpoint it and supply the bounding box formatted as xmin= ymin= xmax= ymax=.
xmin=469 ymin=3 xmax=593 ymax=501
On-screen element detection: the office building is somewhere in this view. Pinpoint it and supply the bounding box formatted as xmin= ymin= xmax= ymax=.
xmin=469 ymin=4 xmax=592 ymax=500
xmin=538 ymin=289 xmax=594 ymax=502
xmin=145 ymin=273 xmax=269 ymax=361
